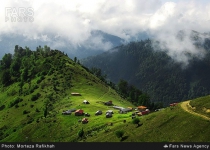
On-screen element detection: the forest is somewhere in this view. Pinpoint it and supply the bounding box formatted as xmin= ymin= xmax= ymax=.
xmin=81 ymin=37 xmax=210 ymax=106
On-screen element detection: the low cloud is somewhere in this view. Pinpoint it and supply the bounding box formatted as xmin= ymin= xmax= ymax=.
xmin=0 ymin=0 xmax=210 ymax=63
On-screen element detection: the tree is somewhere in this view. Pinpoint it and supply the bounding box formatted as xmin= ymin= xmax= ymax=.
xmin=1 ymin=70 xmax=11 ymax=86
xmin=138 ymin=93 xmax=150 ymax=106
xmin=132 ymin=118 xmax=140 ymax=127
xmin=117 ymin=79 xmax=128 ymax=97
xmin=115 ymin=130 xmax=125 ymax=141
xmin=10 ymin=58 xmax=21 ymax=76
xmin=74 ymin=57 xmax=77 ymax=63
xmin=0 ymin=53 xmax=13 ymax=70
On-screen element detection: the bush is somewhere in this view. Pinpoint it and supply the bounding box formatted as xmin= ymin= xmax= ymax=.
xmin=23 ymin=110 xmax=30 ymax=114
xmin=41 ymin=71 xmax=47 ymax=76
xmin=31 ymin=93 xmax=41 ymax=101
xmin=35 ymin=108 xmax=40 ymax=112
xmin=132 ymin=118 xmax=140 ymax=127
xmin=9 ymin=97 xmax=23 ymax=108
xmin=115 ymin=130 xmax=125 ymax=140
xmin=36 ymin=79 xmax=42 ymax=84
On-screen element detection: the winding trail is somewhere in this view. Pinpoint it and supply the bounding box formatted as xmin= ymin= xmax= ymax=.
xmin=180 ymin=100 xmax=210 ymax=121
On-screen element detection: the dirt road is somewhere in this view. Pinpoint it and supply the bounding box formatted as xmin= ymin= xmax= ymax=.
xmin=180 ymin=100 xmax=210 ymax=121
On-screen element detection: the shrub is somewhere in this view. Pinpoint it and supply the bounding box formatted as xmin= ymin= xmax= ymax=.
xmin=31 ymin=93 xmax=41 ymax=101
xmin=115 ymin=130 xmax=125 ymax=140
xmin=9 ymin=97 xmax=23 ymax=108
xmin=35 ymin=108 xmax=40 ymax=112
xmin=78 ymin=128 xmax=84 ymax=139
xmin=132 ymin=118 xmax=140 ymax=127
xmin=23 ymin=110 xmax=29 ymax=114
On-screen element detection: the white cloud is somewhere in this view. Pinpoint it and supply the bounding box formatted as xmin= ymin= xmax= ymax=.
xmin=0 ymin=0 xmax=210 ymax=63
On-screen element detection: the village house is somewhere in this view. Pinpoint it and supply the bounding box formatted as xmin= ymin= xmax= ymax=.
xmin=82 ymin=118 xmax=88 ymax=124
xmin=71 ymin=93 xmax=81 ymax=96
xmin=119 ymin=108 xmax=132 ymax=114
xmin=104 ymin=101 xmax=113 ymax=106
xmin=106 ymin=112 xmax=112 ymax=118
xmin=95 ymin=110 xmax=102 ymax=115
xmin=137 ymin=106 xmax=147 ymax=112
xmin=106 ymin=110 xmax=114 ymax=114
xmin=113 ymin=106 xmax=124 ymax=110
xmin=75 ymin=109 xmax=84 ymax=116
xmin=62 ymin=108 xmax=76 ymax=115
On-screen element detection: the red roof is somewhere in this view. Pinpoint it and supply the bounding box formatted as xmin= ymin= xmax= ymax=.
xmin=137 ymin=106 xmax=147 ymax=109
xmin=75 ymin=109 xmax=83 ymax=113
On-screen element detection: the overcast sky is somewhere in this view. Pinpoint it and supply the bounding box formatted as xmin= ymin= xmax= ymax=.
xmin=0 ymin=0 xmax=210 ymax=65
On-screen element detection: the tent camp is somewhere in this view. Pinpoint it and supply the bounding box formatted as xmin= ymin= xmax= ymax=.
xmin=83 ymin=100 xmax=90 ymax=104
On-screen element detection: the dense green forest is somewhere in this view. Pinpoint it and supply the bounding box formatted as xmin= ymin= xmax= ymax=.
xmin=81 ymin=37 xmax=210 ymax=106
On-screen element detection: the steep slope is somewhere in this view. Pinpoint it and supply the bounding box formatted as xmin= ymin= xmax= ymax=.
xmin=81 ymin=38 xmax=210 ymax=106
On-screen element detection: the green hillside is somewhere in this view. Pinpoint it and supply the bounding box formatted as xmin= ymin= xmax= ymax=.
xmin=0 ymin=46 xmax=136 ymax=142
xmin=0 ymin=45 xmax=210 ymax=142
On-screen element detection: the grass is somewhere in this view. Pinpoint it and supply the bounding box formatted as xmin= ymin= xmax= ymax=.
xmin=190 ymin=95 xmax=210 ymax=118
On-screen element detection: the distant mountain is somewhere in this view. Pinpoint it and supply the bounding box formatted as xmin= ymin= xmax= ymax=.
xmin=81 ymin=34 xmax=210 ymax=106
xmin=0 ymin=30 xmax=126 ymax=60
xmin=0 ymin=30 xmax=152 ymax=60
